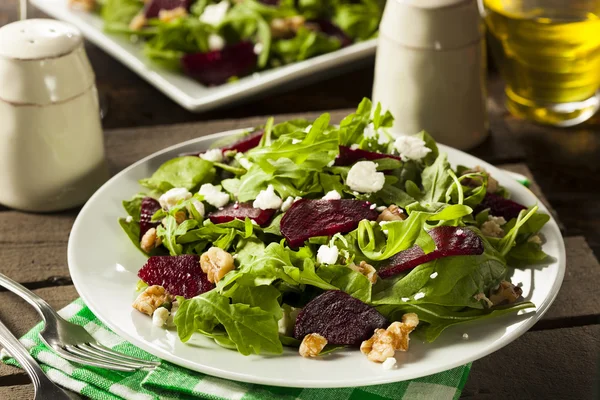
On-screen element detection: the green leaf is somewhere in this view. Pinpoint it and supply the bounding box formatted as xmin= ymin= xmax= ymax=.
xmin=317 ymin=265 xmax=372 ymax=302
xmin=505 ymin=241 xmax=553 ymax=267
xmin=271 ymin=27 xmax=342 ymax=64
xmin=122 ymin=193 xmax=147 ymax=221
xmin=497 ymin=206 xmax=539 ymax=256
xmin=139 ymin=157 xmax=215 ymax=193
xmin=229 ymin=285 xmax=283 ymax=320
xmin=333 ymin=0 xmax=383 ymax=40
xmin=421 ymin=153 xmax=453 ymax=203
xmin=101 ymin=0 xmax=143 ymax=33
xmin=175 ymin=290 xmax=283 ymax=355
xmin=417 ymin=131 xmax=439 ymax=166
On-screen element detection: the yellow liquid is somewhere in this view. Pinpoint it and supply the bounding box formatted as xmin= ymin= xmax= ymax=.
xmin=484 ymin=0 xmax=600 ymax=126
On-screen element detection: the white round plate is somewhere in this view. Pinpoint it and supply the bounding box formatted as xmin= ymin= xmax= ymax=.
xmin=68 ymin=130 xmax=565 ymax=388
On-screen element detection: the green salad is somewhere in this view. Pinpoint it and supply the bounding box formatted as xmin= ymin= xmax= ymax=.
xmin=73 ymin=0 xmax=384 ymax=85
xmin=122 ymin=99 xmax=552 ymax=364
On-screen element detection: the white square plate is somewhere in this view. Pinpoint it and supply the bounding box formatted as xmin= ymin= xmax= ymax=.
xmin=30 ymin=0 xmax=377 ymax=112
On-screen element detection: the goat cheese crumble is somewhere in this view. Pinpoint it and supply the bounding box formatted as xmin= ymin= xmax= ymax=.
xmin=394 ymin=135 xmax=432 ymax=161
xmin=253 ymin=185 xmax=282 ymax=210
xmin=200 ymin=1 xmax=229 ymax=26
xmin=322 ymin=190 xmax=342 ymax=200
xmin=159 ymin=188 xmax=192 ymax=210
xmin=199 ymin=184 xmax=230 ymax=208
xmin=347 ymin=161 xmax=385 ymax=193
xmin=200 ymin=148 xmax=224 ymax=163
xmin=317 ymin=244 xmax=339 ymax=265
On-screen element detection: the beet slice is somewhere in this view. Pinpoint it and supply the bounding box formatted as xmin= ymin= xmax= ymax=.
xmin=209 ymin=202 xmax=276 ymax=226
xmin=138 ymin=255 xmax=214 ymax=298
xmin=475 ymin=193 xmax=527 ymax=221
xmin=293 ymin=290 xmax=388 ymax=346
xmin=307 ymin=19 xmax=352 ymax=47
xmin=139 ymin=197 xmax=161 ymax=241
xmin=335 ymin=145 xmax=402 ymax=166
xmin=144 ymin=0 xmax=191 ymax=18
xmin=222 ymin=129 xmax=264 ymax=154
xmin=281 ymin=199 xmax=378 ymax=247
xmin=378 ymin=226 xmax=484 ymax=279
xmin=181 ymin=41 xmax=258 ymax=86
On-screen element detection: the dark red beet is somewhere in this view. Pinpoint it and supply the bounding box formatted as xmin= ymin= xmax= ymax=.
xmin=259 ymin=0 xmax=279 ymax=4
xmin=181 ymin=42 xmax=257 ymax=86
xmin=307 ymin=19 xmax=353 ymax=47
xmin=334 ymin=145 xmax=402 ymax=166
xmin=378 ymin=226 xmax=484 ymax=279
xmin=222 ymin=129 xmax=264 ymax=154
xmin=281 ymin=199 xmax=378 ymax=247
xmin=293 ymin=290 xmax=388 ymax=346
xmin=475 ymin=193 xmax=527 ymax=221
xmin=144 ymin=0 xmax=191 ymax=18
xmin=139 ymin=197 xmax=161 ymax=241
xmin=209 ymin=202 xmax=276 ymax=227
xmin=138 ymin=255 xmax=214 ymax=298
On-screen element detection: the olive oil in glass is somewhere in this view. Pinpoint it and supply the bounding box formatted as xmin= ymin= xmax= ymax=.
xmin=483 ymin=0 xmax=600 ymax=126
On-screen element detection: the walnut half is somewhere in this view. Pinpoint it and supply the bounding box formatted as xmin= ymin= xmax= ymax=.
xmin=377 ymin=205 xmax=406 ymax=223
xmin=489 ymin=281 xmax=523 ymax=306
xmin=299 ymin=333 xmax=328 ymax=358
xmin=349 ymin=261 xmax=378 ymax=284
xmin=360 ymin=313 xmax=419 ymax=363
xmin=200 ymin=247 xmax=235 ymax=283
xmin=132 ymin=285 xmax=172 ymax=316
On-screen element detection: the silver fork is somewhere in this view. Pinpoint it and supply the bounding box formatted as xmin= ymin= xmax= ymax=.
xmin=0 ymin=273 xmax=160 ymax=372
xmin=0 ymin=317 xmax=80 ymax=399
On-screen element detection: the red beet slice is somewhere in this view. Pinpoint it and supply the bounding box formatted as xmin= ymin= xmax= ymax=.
xmin=281 ymin=199 xmax=378 ymax=247
xmin=138 ymin=255 xmax=214 ymax=298
xmin=222 ymin=129 xmax=264 ymax=154
xmin=181 ymin=42 xmax=258 ymax=86
xmin=334 ymin=145 xmax=403 ymax=166
xmin=293 ymin=290 xmax=388 ymax=346
xmin=139 ymin=197 xmax=161 ymax=241
xmin=144 ymin=0 xmax=191 ymax=18
xmin=378 ymin=226 xmax=484 ymax=279
xmin=475 ymin=193 xmax=527 ymax=221
xmin=307 ymin=19 xmax=353 ymax=47
xmin=209 ymin=202 xmax=276 ymax=226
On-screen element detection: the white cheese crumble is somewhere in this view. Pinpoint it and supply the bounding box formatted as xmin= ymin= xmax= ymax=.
xmin=187 ymin=199 xmax=205 ymax=218
xmin=200 ymin=148 xmax=224 ymax=163
xmin=125 ymin=215 xmax=133 ymax=223
xmin=382 ymin=357 xmax=397 ymax=370
xmin=291 ymin=138 xmax=302 ymax=144
xmin=327 ymin=160 xmax=335 ymax=167
xmin=430 ymin=272 xmax=438 ymax=279
xmin=199 ymin=184 xmax=230 ymax=208
xmin=322 ymin=190 xmax=342 ymax=201
xmin=281 ymin=196 xmax=295 ymax=212
xmin=370 ymin=203 xmax=377 ymax=210
xmin=152 ymin=307 xmax=169 ymax=327
xmin=401 ymin=297 xmax=410 ymax=302
xmin=350 ymin=144 xmax=360 ymax=150
xmin=253 ymin=42 xmax=264 ymax=55
xmin=455 ymin=229 xmax=464 ymax=235
xmin=235 ymin=153 xmax=254 ymax=170
xmin=200 ymin=1 xmax=229 ymax=26
xmin=363 ymin=123 xmax=377 ymax=139
xmin=346 ymin=161 xmax=385 ymax=193
xmin=207 ymin=33 xmax=225 ymax=51
xmin=393 ymin=135 xmax=432 ymax=161
xmin=376 ymin=205 xmax=386 ymax=212
xmin=462 ymin=333 xmax=469 ymax=340
xmin=158 ymin=188 xmax=192 ymax=210
xmin=304 ymin=125 xmax=312 ymax=133
xmin=317 ymin=244 xmax=339 ymax=265
xmin=414 ymin=292 xmax=425 ymax=300
xmin=253 ymin=184 xmax=282 ymax=210
xmin=488 ymin=215 xmax=507 ymax=226
xmin=278 ymin=305 xmax=301 ymax=336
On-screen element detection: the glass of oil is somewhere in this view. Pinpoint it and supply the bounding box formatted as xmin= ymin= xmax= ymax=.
xmin=482 ymin=0 xmax=600 ymax=126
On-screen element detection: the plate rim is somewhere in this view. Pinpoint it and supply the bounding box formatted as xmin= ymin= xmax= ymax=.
xmin=67 ymin=128 xmax=566 ymax=388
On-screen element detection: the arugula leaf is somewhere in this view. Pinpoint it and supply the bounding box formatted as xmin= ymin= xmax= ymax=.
xmin=421 ymin=154 xmax=453 ymax=203
xmin=333 ymin=0 xmax=383 ymax=40
xmin=122 ymin=193 xmax=146 ymax=221
xmin=317 ymin=265 xmax=372 ymax=302
xmin=229 ymin=285 xmax=283 ymax=320
xmin=271 ymin=27 xmax=342 ymax=64
xmin=175 ymin=290 xmax=282 ymax=355
xmin=139 ymin=157 xmax=215 ymax=193
xmin=156 ymin=215 xmax=199 ymax=256
xmin=417 ymin=131 xmax=439 ymax=166
xmin=101 ymin=0 xmax=143 ymax=33
xmin=505 ymin=241 xmax=553 ymax=267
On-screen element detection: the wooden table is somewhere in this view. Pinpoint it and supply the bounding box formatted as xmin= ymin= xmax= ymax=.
xmin=1 ymin=3 xmax=599 ymax=399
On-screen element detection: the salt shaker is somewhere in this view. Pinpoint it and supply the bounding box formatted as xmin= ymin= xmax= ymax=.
xmin=372 ymin=0 xmax=488 ymax=150
xmin=0 ymin=19 xmax=108 ymax=212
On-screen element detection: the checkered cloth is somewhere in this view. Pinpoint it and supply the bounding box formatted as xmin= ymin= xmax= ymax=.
xmin=2 ymin=299 xmax=471 ymax=399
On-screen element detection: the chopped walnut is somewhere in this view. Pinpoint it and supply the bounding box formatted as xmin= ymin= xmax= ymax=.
xmin=377 ymin=205 xmax=406 ymax=223
xmin=132 ymin=285 xmax=172 ymax=316
xmin=270 ymin=16 xmax=306 ymax=38
xmin=361 ymin=313 xmax=419 ymax=362
xmin=200 ymin=247 xmax=235 ymax=283
xmin=129 ymin=14 xmax=147 ymax=31
xmin=474 ymin=292 xmax=494 ymax=308
xmin=489 ymin=281 xmax=523 ymax=306
xmin=299 ymin=333 xmax=328 ymax=358
xmin=140 ymin=227 xmax=161 ymax=253
xmin=461 ymin=166 xmax=499 ymax=193
xmin=349 ymin=261 xmax=378 ymax=284
xmin=528 ymin=234 xmax=544 ymax=245
xmin=158 ymin=7 xmax=187 ymax=22
xmin=174 ymin=210 xmax=187 ymax=225
xmin=68 ymin=0 xmax=96 ymax=11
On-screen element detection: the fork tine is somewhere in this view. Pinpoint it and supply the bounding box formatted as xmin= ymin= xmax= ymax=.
xmin=87 ymin=343 xmax=161 ymax=366
xmin=53 ymin=346 xmax=138 ymax=372
xmin=78 ymin=344 xmax=160 ymax=368
xmin=68 ymin=345 xmax=157 ymax=370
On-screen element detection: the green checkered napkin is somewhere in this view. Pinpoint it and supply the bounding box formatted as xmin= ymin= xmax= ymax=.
xmin=2 ymin=298 xmax=471 ymax=400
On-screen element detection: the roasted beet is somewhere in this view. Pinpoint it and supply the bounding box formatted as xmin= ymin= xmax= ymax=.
xmin=281 ymin=199 xmax=378 ymax=247
xmin=293 ymin=290 xmax=388 ymax=346
xmin=181 ymin=41 xmax=258 ymax=86
xmin=209 ymin=202 xmax=276 ymax=226
xmin=378 ymin=226 xmax=484 ymax=278
xmin=138 ymin=255 xmax=214 ymax=298
xmin=335 ymin=145 xmax=402 ymax=166
xmin=307 ymin=19 xmax=352 ymax=47
xmin=144 ymin=0 xmax=191 ymax=18
xmin=475 ymin=193 xmax=527 ymax=221
xmin=139 ymin=197 xmax=161 ymax=241
xmin=222 ymin=129 xmax=264 ymax=154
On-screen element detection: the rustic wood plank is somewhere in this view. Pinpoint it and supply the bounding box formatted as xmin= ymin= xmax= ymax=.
xmin=0 ymin=384 xmax=34 ymax=400
xmin=462 ymin=325 xmax=600 ymax=399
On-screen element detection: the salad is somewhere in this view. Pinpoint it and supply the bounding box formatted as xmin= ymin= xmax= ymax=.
xmin=69 ymin=0 xmax=384 ymax=85
xmin=121 ymin=99 xmax=551 ymax=366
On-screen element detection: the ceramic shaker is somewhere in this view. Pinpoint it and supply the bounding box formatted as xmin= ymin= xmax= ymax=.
xmin=0 ymin=19 xmax=108 ymax=212
xmin=372 ymin=0 xmax=488 ymax=150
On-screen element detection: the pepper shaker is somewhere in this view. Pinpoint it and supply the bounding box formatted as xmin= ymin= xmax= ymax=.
xmin=0 ymin=19 xmax=108 ymax=212
xmin=372 ymin=0 xmax=488 ymax=150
